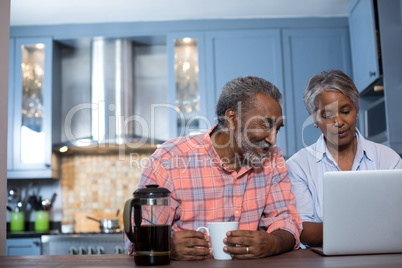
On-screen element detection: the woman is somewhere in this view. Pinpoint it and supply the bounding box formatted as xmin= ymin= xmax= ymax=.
xmin=287 ymin=70 xmax=402 ymax=247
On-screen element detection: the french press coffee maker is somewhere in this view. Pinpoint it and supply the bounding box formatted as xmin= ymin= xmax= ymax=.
xmin=123 ymin=185 xmax=171 ymax=266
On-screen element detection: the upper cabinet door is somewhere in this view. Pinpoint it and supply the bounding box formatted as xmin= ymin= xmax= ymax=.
xmin=282 ymin=28 xmax=352 ymax=157
xmin=349 ymin=0 xmax=380 ymax=92
xmin=167 ymin=32 xmax=207 ymax=138
xmin=205 ymin=30 xmax=285 ymax=152
xmin=10 ymin=37 xmax=56 ymax=178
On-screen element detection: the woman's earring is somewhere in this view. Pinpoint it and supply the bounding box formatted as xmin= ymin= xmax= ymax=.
xmin=356 ymin=114 xmax=359 ymax=119
xmin=314 ymin=123 xmax=318 ymax=128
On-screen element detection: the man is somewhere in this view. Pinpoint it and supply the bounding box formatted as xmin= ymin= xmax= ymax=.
xmin=125 ymin=76 xmax=302 ymax=260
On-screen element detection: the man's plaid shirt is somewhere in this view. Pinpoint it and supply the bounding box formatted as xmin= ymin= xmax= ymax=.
xmin=124 ymin=125 xmax=302 ymax=254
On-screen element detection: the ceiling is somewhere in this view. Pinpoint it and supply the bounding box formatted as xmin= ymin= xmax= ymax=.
xmin=10 ymin=0 xmax=352 ymax=26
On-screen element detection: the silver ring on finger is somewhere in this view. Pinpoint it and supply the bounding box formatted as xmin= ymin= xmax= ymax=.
xmin=246 ymin=247 xmax=249 ymax=254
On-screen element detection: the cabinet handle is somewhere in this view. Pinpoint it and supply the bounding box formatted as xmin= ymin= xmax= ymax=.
xmin=33 ymin=240 xmax=41 ymax=246
xmin=369 ymin=71 xmax=376 ymax=77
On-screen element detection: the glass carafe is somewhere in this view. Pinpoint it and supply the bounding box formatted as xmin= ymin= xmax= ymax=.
xmin=123 ymin=185 xmax=171 ymax=266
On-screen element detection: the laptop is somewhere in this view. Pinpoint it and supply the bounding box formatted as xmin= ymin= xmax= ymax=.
xmin=312 ymin=169 xmax=402 ymax=256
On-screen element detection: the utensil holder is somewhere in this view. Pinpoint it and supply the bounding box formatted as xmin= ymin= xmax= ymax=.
xmin=10 ymin=211 xmax=25 ymax=232
xmin=35 ymin=210 xmax=49 ymax=232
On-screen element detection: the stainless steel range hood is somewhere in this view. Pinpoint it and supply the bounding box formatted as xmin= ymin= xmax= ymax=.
xmin=55 ymin=38 xmax=166 ymax=154
xmin=90 ymin=38 xmax=134 ymax=144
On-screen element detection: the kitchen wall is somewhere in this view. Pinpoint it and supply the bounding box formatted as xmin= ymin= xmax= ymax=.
xmin=0 ymin=0 xmax=11 ymax=255
xmin=60 ymin=152 xmax=151 ymax=232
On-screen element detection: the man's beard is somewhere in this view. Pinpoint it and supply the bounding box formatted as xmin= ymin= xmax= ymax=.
xmin=233 ymin=129 xmax=270 ymax=169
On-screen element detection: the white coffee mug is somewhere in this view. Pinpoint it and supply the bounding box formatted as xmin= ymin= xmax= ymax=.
xmin=196 ymin=221 xmax=239 ymax=260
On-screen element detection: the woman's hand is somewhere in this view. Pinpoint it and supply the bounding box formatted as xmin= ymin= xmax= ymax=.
xmin=171 ymin=230 xmax=212 ymax=261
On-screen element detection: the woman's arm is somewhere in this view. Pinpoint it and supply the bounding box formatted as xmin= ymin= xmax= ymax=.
xmin=300 ymin=222 xmax=323 ymax=246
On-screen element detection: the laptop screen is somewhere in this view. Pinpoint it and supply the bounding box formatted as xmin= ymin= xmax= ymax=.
xmin=321 ymin=170 xmax=402 ymax=255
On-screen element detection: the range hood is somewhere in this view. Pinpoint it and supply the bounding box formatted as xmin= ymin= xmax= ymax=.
xmin=54 ymin=38 xmax=165 ymax=154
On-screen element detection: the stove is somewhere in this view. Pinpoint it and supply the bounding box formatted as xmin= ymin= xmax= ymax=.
xmin=41 ymin=233 xmax=127 ymax=255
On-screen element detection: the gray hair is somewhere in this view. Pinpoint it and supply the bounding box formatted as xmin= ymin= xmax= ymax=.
xmin=303 ymin=70 xmax=360 ymax=115
xmin=216 ymin=76 xmax=282 ymax=127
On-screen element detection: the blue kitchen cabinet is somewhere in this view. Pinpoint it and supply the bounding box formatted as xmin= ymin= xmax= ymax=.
xmin=282 ymin=28 xmax=352 ymax=157
xmin=6 ymin=238 xmax=42 ymax=256
xmin=204 ymin=30 xmax=286 ymax=153
xmin=373 ymin=0 xmax=402 ymax=153
xmin=348 ymin=0 xmax=402 ymax=154
xmin=7 ymin=37 xmax=60 ymax=179
xmin=348 ymin=0 xmax=380 ymax=92
xmin=167 ymin=32 xmax=208 ymax=138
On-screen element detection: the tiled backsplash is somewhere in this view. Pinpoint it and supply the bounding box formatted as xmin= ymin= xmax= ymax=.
xmin=60 ymin=152 xmax=152 ymax=231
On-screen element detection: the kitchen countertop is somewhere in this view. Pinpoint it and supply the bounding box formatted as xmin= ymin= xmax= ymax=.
xmin=1 ymin=249 xmax=402 ymax=268
xmin=6 ymin=221 xmax=61 ymax=238
xmin=6 ymin=230 xmax=60 ymax=239
xmin=7 ymin=230 xmax=123 ymax=239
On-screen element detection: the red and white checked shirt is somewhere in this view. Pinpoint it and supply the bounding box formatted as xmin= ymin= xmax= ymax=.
xmin=124 ymin=125 xmax=302 ymax=253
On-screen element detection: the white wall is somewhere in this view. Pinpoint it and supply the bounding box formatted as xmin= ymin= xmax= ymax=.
xmin=0 ymin=0 xmax=11 ymax=256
